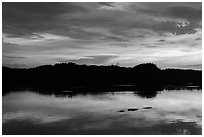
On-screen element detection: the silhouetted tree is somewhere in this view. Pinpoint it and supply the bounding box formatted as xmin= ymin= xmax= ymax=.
xmin=2 ymin=62 xmax=202 ymax=95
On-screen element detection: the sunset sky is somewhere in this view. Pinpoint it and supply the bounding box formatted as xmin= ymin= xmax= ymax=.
xmin=2 ymin=2 xmax=202 ymax=69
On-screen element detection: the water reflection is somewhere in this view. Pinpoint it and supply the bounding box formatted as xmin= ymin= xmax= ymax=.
xmin=2 ymin=89 xmax=202 ymax=135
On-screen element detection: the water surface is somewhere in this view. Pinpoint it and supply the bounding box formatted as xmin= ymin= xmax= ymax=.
xmin=2 ymin=89 xmax=202 ymax=135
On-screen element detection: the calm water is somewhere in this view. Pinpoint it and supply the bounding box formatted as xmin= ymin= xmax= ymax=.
xmin=2 ymin=89 xmax=202 ymax=135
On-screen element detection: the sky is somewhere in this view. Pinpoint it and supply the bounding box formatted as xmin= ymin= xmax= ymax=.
xmin=2 ymin=2 xmax=202 ymax=69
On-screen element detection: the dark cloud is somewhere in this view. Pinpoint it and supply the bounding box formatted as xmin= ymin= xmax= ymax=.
xmin=3 ymin=2 xmax=202 ymax=39
xmin=155 ymin=21 xmax=199 ymax=35
xmin=158 ymin=39 xmax=165 ymax=42
xmin=3 ymin=2 xmax=87 ymax=16
xmin=98 ymin=2 xmax=115 ymax=7
xmin=167 ymin=6 xmax=202 ymax=22
xmin=3 ymin=2 xmax=129 ymax=41
xmin=195 ymin=38 xmax=201 ymax=41
xmin=3 ymin=2 xmax=89 ymax=37
xmin=136 ymin=3 xmax=201 ymax=22
xmin=134 ymin=3 xmax=201 ymax=34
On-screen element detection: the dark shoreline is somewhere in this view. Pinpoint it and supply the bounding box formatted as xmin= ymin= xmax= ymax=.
xmin=3 ymin=63 xmax=202 ymax=96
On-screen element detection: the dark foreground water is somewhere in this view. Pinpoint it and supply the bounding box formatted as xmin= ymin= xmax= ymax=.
xmin=2 ymin=89 xmax=202 ymax=135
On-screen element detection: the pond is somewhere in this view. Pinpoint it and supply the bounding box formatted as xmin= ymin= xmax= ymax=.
xmin=2 ymin=88 xmax=202 ymax=135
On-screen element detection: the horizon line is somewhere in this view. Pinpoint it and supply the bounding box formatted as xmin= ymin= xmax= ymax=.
xmin=2 ymin=62 xmax=202 ymax=71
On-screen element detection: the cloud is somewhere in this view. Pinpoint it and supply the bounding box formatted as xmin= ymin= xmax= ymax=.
xmin=98 ymin=2 xmax=115 ymax=8
xmin=58 ymin=55 xmax=118 ymax=65
xmin=3 ymin=2 xmax=89 ymax=37
xmin=3 ymin=55 xmax=26 ymax=59
xmin=167 ymin=6 xmax=202 ymax=22
xmin=3 ymin=2 xmax=201 ymax=39
xmin=2 ymin=2 xmax=202 ymax=69
xmin=178 ymin=64 xmax=202 ymax=70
